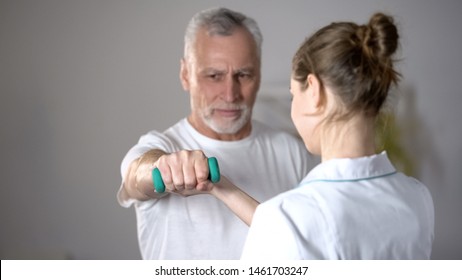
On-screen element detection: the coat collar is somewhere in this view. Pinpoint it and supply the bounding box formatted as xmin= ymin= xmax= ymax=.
xmin=299 ymin=151 xmax=397 ymax=186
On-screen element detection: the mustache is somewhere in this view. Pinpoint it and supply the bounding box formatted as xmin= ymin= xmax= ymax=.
xmin=209 ymin=103 xmax=248 ymax=110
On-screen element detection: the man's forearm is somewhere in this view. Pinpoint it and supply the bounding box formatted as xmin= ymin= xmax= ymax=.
xmin=124 ymin=149 xmax=168 ymax=200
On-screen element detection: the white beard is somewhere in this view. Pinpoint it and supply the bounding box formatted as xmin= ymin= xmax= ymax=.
xmin=201 ymin=104 xmax=251 ymax=134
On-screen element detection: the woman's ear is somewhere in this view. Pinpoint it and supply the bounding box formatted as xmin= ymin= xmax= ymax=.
xmin=307 ymin=74 xmax=322 ymax=109
xmin=180 ymin=58 xmax=190 ymax=91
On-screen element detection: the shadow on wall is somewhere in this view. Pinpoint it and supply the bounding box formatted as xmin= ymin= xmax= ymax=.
xmin=391 ymin=84 xmax=442 ymax=181
xmin=376 ymin=85 xmax=417 ymax=176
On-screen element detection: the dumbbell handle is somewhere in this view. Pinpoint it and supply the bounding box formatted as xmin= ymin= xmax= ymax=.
xmin=152 ymin=157 xmax=220 ymax=193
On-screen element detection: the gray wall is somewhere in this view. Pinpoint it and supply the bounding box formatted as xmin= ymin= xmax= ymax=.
xmin=1 ymin=0 xmax=461 ymax=259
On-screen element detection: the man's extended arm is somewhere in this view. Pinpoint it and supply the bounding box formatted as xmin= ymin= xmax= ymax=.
xmin=122 ymin=149 xmax=168 ymax=200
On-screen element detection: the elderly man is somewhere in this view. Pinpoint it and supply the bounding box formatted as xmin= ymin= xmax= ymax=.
xmin=118 ymin=7 xmax=314 ymax=259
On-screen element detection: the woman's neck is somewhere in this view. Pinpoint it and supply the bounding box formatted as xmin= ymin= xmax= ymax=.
xmin=320 ymin=115 xmax=376 ymax=162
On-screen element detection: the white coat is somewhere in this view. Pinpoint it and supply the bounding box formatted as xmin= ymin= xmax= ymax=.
xmin=241 ymin=152 xmax=434 ymax=259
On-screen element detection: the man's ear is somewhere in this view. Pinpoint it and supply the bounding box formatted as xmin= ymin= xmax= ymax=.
xmin=179 ymin=58 xmax=190 ymax=91
xmin=307 ymin=74 xmax=322 ymax=109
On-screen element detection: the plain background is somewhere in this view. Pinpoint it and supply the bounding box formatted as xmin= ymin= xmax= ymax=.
xmin=1 ymin=0 xmax=461 ymax=259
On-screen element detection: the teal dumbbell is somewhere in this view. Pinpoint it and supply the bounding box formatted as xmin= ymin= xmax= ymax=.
xmin=152 ymin=157 xmax=220 ymax=193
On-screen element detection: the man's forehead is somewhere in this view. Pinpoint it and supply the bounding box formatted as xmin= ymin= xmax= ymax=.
xmin=199 ymin=65 xmax=256 ymax=72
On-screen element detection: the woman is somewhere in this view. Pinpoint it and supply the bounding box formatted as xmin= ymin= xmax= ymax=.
xmin=169 ymin=12 xmax=435 ymax=259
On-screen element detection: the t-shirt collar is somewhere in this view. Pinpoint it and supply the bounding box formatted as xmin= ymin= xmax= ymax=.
xmin=182 ymin=118 xmax=256 ymax=148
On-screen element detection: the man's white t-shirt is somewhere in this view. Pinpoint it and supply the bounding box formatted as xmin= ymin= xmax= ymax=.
xmin=241 ymin=152 xmax=434 ymax=259
xmin=118 ymin=118 xmax=314 ymax=259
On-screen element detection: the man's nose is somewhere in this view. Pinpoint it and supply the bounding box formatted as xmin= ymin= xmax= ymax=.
xmin=222 ymin=76 xmax=240 ymax=102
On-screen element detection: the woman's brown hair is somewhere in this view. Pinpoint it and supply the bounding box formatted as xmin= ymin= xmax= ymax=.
xmin=292 ymin=13 xmax=400 ymax=119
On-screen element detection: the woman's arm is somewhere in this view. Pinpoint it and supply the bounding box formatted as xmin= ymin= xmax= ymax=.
xmin=170 ymin=175 xmax=259 ymax=226
xmin=209 ymin=176 xmax=259 ymax=226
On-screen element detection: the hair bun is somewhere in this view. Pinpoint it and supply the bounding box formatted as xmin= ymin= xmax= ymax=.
xmin=359 ymin=13 xmax=399 ymax=60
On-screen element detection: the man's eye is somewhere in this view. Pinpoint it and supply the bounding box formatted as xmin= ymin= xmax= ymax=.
xmin=208 ymin=74 xmax=221 ymax=80
xmin=238 ymin=73 xmax=252 ymax=80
